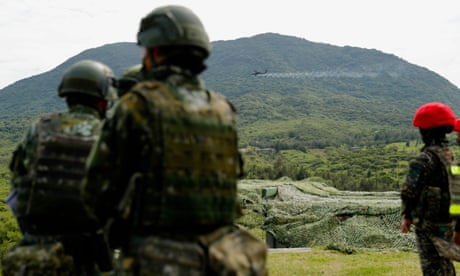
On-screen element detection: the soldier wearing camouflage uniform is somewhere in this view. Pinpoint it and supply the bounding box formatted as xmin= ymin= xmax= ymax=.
xmin=401 ymin=102 xmax=460 ymax=275
xmin=82 ymin=5 xmax=267 ymax=275
xmin=117 ymin=64 xmax=143 ymax=98
xmin=4 ymin=60 xmax=116 ymax=275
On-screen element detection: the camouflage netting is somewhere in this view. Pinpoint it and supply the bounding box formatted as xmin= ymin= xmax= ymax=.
xmin=237 ymin=177 xmax=416 ymax=251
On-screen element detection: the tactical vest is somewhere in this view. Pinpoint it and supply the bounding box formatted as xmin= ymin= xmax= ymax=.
xmin=15 ymin=112 xmax=99 ymax=234
xmin=426 ymin=145 xmax=460 ymax=218
xmin=132 ymin=82 xmax=239 ymax=230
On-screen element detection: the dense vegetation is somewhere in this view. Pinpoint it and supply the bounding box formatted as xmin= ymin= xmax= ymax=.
xmin=2 ymin=33 xmax=460 ymax=135
xmin=1 ymin=32 xmax=460 ymax=262
xmin=1 ymin=33 xmax=460 ymax=192
xmin=0 ymin=33 xmax=459 ymax=183
xmin=0 ymin=144 xmax=21 ymax=259
xmin=242 ymin=140 xmax=437 ymax=192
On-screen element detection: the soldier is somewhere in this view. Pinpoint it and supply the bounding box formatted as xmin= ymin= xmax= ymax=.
xmin=3 ymin=60 xmax=116 ymax=275
xmin=82 ymin=5 xmax=267 ymax=275
xmin=400 ymin=102 xmax=460 ymax=275
xmin=117 ymin=64 xmax=143 ymax=98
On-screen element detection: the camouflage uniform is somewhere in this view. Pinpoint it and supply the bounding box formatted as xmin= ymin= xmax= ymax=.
xmin=6 ymin=105 xmax=112 ymax=275
xmin=83 ymin=70 xmax=240 ymax=226
xmin=117 ymin=64 xmax=143 ymax=97
xmin=83 ymin=5 xmax=267 ymax=275
xmin=4 ymin=60 xmax=115 ymax=275
xmin=83 ymin=69 xmax=268 ymax=274
xmin=401 ymin=143 xmax=457 ymax=275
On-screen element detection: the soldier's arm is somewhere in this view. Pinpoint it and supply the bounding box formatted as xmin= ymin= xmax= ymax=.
xmin=82 ymin=116 xmax=117 ymax=224
xmin=400 ymin=153 xmax=429 ymax=221
xmin=82 ymin=93 xmax=149 ymax=224
xmin=9 ymin=145 xmax=26 ymax=179
xmin=9 ymin=124 xmax=36 ymax=183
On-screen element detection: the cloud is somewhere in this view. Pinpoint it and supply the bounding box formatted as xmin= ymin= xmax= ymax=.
xmin=0 ymin=0 xmax=460 ymax=89
xmin=0 ymin=1 xmax=142 ymax=88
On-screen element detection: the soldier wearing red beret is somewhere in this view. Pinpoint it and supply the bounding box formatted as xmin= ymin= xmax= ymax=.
xmin=401 ymin=102 xmax=458 ymax=275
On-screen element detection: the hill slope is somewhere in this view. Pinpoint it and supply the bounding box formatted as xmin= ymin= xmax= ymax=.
xmin=1 ymin=33 xmax=460 ymax=148
xmin=204 ymin=33 xmax=460 ymax=148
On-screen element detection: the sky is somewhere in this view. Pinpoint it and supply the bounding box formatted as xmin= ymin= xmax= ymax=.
xmin=1 ymin=0 xmax=460 ymax=89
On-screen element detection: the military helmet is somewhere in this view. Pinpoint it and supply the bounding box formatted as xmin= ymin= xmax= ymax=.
xmin=119 ymin=64 xmax=143 ymax=84
xmin=137 ymin=5 xmax=211 ymax=58
xmin=58 ymin=60 xmax=116 ymax=100
xmin=413 ymin=102 xmax=456 ymax=129
xmin=117 ymin=64 xmax=143 ymax=97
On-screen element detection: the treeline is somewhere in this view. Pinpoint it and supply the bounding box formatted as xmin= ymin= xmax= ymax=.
xmin=242 ymin=141 xmax=426 ymax=192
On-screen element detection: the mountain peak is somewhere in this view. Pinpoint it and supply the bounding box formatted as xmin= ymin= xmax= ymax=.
xmin=1 ymin=33 xmax=458 ymax=148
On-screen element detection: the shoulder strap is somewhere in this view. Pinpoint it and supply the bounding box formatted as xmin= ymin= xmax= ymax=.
xmin=425 ymin=145 xmax=452 ymax=169
xmin=426 ymin=146 xmax=460 ymax=217
xmin=114 ymin=82 xmax=166 ymax=228
xmin=36 ymin=113 xmax=61 ymax=137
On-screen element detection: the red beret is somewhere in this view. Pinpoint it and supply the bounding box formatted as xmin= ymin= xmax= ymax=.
xmin=413 ymin=102 xmax=455 ymax=129
xmin=455 ymin=119 xmax=460 ymax=132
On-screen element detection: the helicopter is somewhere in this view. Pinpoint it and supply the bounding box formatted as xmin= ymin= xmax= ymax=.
xmin=251 ymin=69 xmax=268 ymax=76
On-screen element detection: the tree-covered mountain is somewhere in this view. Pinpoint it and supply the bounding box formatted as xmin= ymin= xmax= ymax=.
xmin=204 ymin=34 xmax=460 ymax=149
xmin=1 ymin=32 xmax=460 ymax=150
xmin=2 ymin=33 xmax=460 ymax=253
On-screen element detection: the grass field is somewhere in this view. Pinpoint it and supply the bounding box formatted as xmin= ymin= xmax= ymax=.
xmin=267 ymin=248 xmax=460 ymax=275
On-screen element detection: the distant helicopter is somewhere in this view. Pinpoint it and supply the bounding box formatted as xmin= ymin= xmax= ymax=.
xmin=251 ymin=69 xmax=268 ymax=76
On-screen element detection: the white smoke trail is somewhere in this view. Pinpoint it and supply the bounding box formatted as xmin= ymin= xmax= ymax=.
xmin=259 ymin=71 xmax=381 ymax=79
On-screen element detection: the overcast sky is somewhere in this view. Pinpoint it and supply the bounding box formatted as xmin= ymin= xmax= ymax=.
xmin=1 ymin=0 xmax=460 ymax=89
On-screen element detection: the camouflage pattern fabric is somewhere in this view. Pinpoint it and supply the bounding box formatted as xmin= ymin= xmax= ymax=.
xmin=117 ymin=64 xmax=143 ymax=97
xmin=416 ymin=229 xmax=455 ymax=275
xmin=7 ymin=104 xmax=111 ymax=274
xmin=82 ymin=69 xmax=266 ymax=274
xmin=401 ymin=144 xmax=457 ymax=275
xmin=201 ymin=225 xmax=268 ymax=276
xmin=127 ymin=83 xmax=240 ymax=229
xmin=433 ymin=236 xmax=460 ymax=262
xmin=117 ymin=225 xmax=267 ymax=276
xmin=426 ymin=145 xmax=460 ymax=218
xmin=2 ymin=242 xmax=74 ymax=276
xmin=400 ymin=144 xmax=452 ymax=225
xmin=121 ymin=236 xmax=206 ymax=275
xmin=82 ymin=72 xmax=240 ymax=231
xmin=11 ymin=105 xmax=103 ymax=234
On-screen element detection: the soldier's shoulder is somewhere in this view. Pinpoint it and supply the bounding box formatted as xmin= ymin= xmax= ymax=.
xmin=122 ymin=80 xmax=167 ymax=99
xmin=133 ymin=80 xmax=166 ymax=92
xmin=416 ymin=149 xmax=439 ymax=167
xmin=207 ymin=89 xmax=237 ymax=113
xmin=37 ymin=112 xmax=60 ymax=121
xmin=112 ymin=85 xmax=157 ymax=118
xmin=57 ymin=110 xmax=100 ymax=128
xmin=33 ymin=112 xmax=61 ymax=131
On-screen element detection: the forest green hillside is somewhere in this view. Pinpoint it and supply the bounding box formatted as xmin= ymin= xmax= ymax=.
xmin=1 ymin=33 xmax=460 ymax=149
xmin=205 ymin=34 xmax=460 ymax=148
xmin=1 ymin=33 xmax=460 ymax=190
xmin=1 ymin=33 xmax=460 ymax=264
xmin=0 ymin=42 xmax=140 ymax=122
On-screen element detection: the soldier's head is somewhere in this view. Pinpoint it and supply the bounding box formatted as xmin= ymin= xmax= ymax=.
xmin=137 ymin=5 xmax=211 ymax=76
xmin=58 ymin=60 xmax=117 ymax=117
xmin=117 ymin=64 xmax=143 ymax=97
xmin=413 ymin=102 xmax=456 ymax=145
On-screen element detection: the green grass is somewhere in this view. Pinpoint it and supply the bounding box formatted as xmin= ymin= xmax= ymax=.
xmin=267 ymin=248 xmax=460 ymax=275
